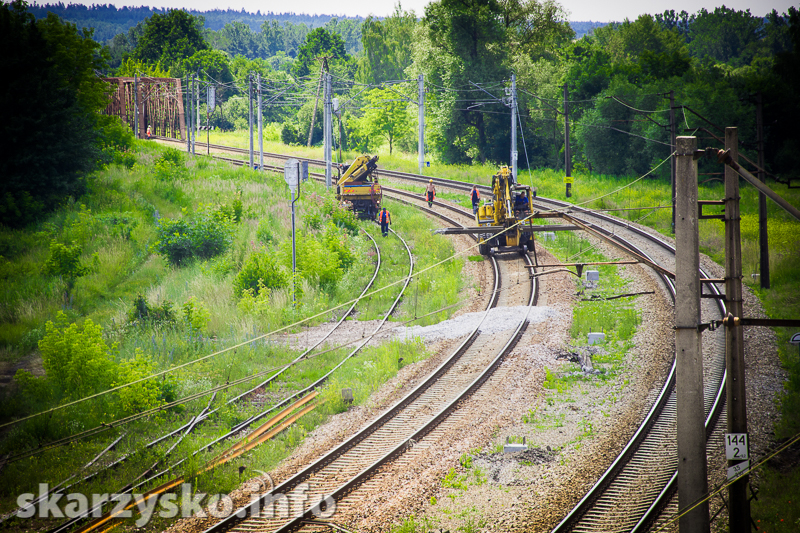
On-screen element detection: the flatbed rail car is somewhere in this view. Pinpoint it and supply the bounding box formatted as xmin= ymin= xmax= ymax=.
xmin=336 ymin=155 xmax=382 ymax=219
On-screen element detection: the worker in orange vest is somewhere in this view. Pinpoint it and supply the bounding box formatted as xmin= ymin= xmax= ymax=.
xmin=425 ymin=179 xmax=436 ymax=207
xmin=146 ymin=125 xmax=152 ymax=139
xmin=470 ymin=185 xmax=480 ymax=215
xmin=379 ymin=207 xmax=392 ymax=237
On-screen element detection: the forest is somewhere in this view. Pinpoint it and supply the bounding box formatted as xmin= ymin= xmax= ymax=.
xmin=29 ymin=1 xmax=798 ymax=184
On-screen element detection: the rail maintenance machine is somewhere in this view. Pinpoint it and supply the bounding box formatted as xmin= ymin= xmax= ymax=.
xmin=336 ymin=155 xmax=382 ymax=219
xmin=436 ymin=166 xmax=562 ymax=256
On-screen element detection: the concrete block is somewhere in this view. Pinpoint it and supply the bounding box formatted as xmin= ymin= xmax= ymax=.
xmin=586 ymin=270 xmax=600 ymax=281
xmin=588 ymin=332 xmax=605 ymax=345
xmin=503 ymin=443 xmax=528 ymax=453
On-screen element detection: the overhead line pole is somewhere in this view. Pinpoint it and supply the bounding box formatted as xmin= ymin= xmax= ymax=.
xmin=675 ymin=135 xmax=710 ymax=533
xmin=418 ymin=74 xmax=425 ymax=176
xmin=724 ymin=127 xmax=750 ymax=533
xmin=258 ymin=73 xmax=263 ymax=171
xmin=755 ymin=92 xmax=769 ymax=288
xmin=563 ymin=83 xmax=571 ymax=197
xmin=248 ymin=74 xmax=254 ymax=170
xmin=670 ymin=90 xmax=677 ymax=233
xmin=195 ymin=70 xmax=200 ymax=155
xmin=511 ymin=73 xmax=517 ymax=182
xmin=324 ymin=72 xmax=332 ymax=188
xmin=185 ymin=74 xmax=190 ymax=152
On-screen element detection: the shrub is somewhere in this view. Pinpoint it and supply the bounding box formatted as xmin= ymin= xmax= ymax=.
xmin=115 ymin=349 xmax=162 ymax=416
xmin=43 ymin=240 xmax=96 ymax=305
xmin=322 ymin=198 xmax=359 ymax=234
xmin=127 ymin=294 xmax=177 ymax=326
xmin=237 ymin=279 xmax=272 ymax=316
xmin=182 ymin=296 xmax=210 ymax=332
xmin=16 ymin=312 xmax=116 ymax=401
xmin=281 ymin=123 xmax=302 ymax=146
xmin=155 ymin=208 xmax=232 ymax=265
xmin=95 ymin=211 xmax=139 ymax=240
xmin=234 ymin=248 xmax=289 ymax=297
xmin=256 ymin=217 xmax=276 ymax=244
xmin=153 ymin=148 xmax=187 ymax=181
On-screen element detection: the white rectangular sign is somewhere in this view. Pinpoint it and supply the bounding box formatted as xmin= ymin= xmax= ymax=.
xmin=207 ymin=86 xmax=215 ymax=114
xmin=725 ymin=433 xmax=749 ymax=460
xmin=727 ymin=460 xmax=750 ymax=481
xmin=284 ymin=158 xmax=299 ymax=192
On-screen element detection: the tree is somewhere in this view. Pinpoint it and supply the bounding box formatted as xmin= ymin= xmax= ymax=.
xmin=216 ymin=20 xmax=260 ymax=59
xmin=360 ymin=88 xmax=414 ymax=154
xmin=292 ymin=27 xmax=349 ymax=78
xmin=133 ymin=9 xmax=207 ymax=67
xmin=688 ymin=6 xmax=763 ymax=65
xmin=0 ymin=1 xmax=107 ymax=227
xmin=357 ymin=6 xmax=417 ymax=84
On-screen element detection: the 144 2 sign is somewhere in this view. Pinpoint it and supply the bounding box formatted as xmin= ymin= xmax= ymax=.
xmin=725 ymin=433 xmax=749 ymax=460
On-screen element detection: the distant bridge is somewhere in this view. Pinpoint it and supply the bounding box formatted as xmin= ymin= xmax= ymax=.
xmin=102 ymin=77 xmax=186 ymax=140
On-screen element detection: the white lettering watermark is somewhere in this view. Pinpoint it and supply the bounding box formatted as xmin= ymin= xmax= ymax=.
xmin=15 ymin=480 xmax=336 ymax=526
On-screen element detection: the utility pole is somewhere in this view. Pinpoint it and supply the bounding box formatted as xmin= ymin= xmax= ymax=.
xmin=186 ymin=74 xmax=191 ymax=152
xmin=134 ymin=74 xmax=139 ymax=139
xmin=257 ymin=73 xmax=263 ymax=171
xmin=675 ymin=135 xmax=710 ymax=533
xmin=756 ymin=92 xmax=770 ymax=288
xmin=418 ymin=74 xmax=425 ymax=176
xmin=324 ymin=73 xmax=332 ymax=188
xmin=248 ymin=74 xmax=254 ymax=170
xmin=195 ymin=71 xmax=200 ymax=155
xmin=308 ymin=61 xmax=325 ymax=147
xmin=510 ymin=73 xmax=518 ymax=183
xmin=563 ymin=84 xmax=572 ymax=197
xmin=725 ymin=127 xmax=749 ymax=533
xmin=669 ymin=90 xmax=677 ymax=233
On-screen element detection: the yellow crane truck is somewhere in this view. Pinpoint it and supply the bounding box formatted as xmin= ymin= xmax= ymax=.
xmin=336 ymin=155 xmax=382 ymax=219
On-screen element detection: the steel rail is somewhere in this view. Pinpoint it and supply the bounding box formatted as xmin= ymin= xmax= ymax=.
xmin=45 ymin=188 xmax=390 ymax=533
xmin=157 ymin=137 xmax=730 ymax=531
xmin=203 ymin=195 xmax=508 ymax=533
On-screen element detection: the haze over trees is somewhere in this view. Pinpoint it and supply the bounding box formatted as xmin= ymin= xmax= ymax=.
xmin=10 ymin=0 xmax=800 ymax=227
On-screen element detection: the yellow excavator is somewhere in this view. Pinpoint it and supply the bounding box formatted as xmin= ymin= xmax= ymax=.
xmin=336 ymin=155 xmax=382 ymax=219
xmin=475 ymin=166 xmax=534 ymax=255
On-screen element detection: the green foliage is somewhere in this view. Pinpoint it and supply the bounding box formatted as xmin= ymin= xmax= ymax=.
xmin=293 ymin=27 xmax=351 ymax=78
xmin=357 ymin=7 xmax=417 ymax=84
xmin=155 ymin=206 xmax=232 ymax=265
xmin=182 ymin=296 xmax=210 ymax=332
xmin=133 ymin=9 xmax=208 ymax=66
xmin=115 ymin=57 xmax=170 ymax=77
xmin=359 ymin=88 xmax=413 ymax=154
xmin=0 ymin=1 xmax=106 ymax=227
xmin=17 ymin=312 xmax=116 ymax=401
xmin=126 ymin=294 xmax=177 ymax=326
xmin=115 ymin=348 xmax=163 ymax=415
xmin=234 ymin=247 xmax=289 ymax=297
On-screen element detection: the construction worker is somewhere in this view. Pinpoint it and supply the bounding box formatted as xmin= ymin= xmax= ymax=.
xmin=146 ymin=125 xmax=152 ymax=139
xmin=470 ymin=185 xmax=480 ymax=215
xmin=379 ymin=207 xmax=392 ymax=237
xmin=425 ymin=179 xmax=436 ymax=207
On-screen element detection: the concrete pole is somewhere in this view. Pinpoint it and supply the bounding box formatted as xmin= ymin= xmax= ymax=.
xmin=756 ymin=93 xmax=770 ymax=289
xmin=670 ymin=90 xmax=677 ymax=233
xmin=134 ymin=75 xmax=139 ymax=139
xmin=186 ymin=74 xmax=191 ymax=152
xmin=724 ymin=126 xmax=749 ymax=532
xmin=195 ymin=71 xmax=200 ymax=155
xmin=511 ymin=73 xmax=517 ymax=183
xmin=248 ymin=74 xmax=254 ymax=170
xmin=675 ymin=135 xmax=710 ymax=533
xmin=324 ymin=73 xmax=332 ymax=188
xmin=191 ymin=75 xmax=196 ymax=155
xmin=563 ymin=84 xmax=572 ymax=197
xmin=258 ymin=73 xmax=263 ymax=171
xmin=418 ymin=74 xmax=425 ymax=176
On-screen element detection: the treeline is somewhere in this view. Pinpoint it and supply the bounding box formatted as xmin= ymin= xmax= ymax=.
xmin=7 ymin=0 xmax=800 ymax=227
xmin=26 ymin=3 xmax=365 ymax=41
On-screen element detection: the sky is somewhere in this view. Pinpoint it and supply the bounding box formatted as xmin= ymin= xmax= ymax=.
xmin=71 ymin=0 xmax=797 ymax=22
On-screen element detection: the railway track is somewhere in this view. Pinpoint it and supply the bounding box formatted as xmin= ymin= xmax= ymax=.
xmin=156 ymin=136 xmax=729 ymax=531
xmin=38 ymin=211 xmax=417 ymax=532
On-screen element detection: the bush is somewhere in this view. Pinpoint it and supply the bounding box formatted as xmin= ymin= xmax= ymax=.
xmin=281 ymin=123 xmax=302 ymax=146
xmin=234 ymin=248 xmax=289 ymax=297
xmin=155 ymin=207 xmax=232 ymax=265
xmin=127 ymin=294 xmax=177 ymax=326
xmin=153 ymin=147 xmax=187 ymax=181
xmin=15 ymin=312 xmax=116 ymax=401
xmin=115 ymin=349 xmax=163 ymax=416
